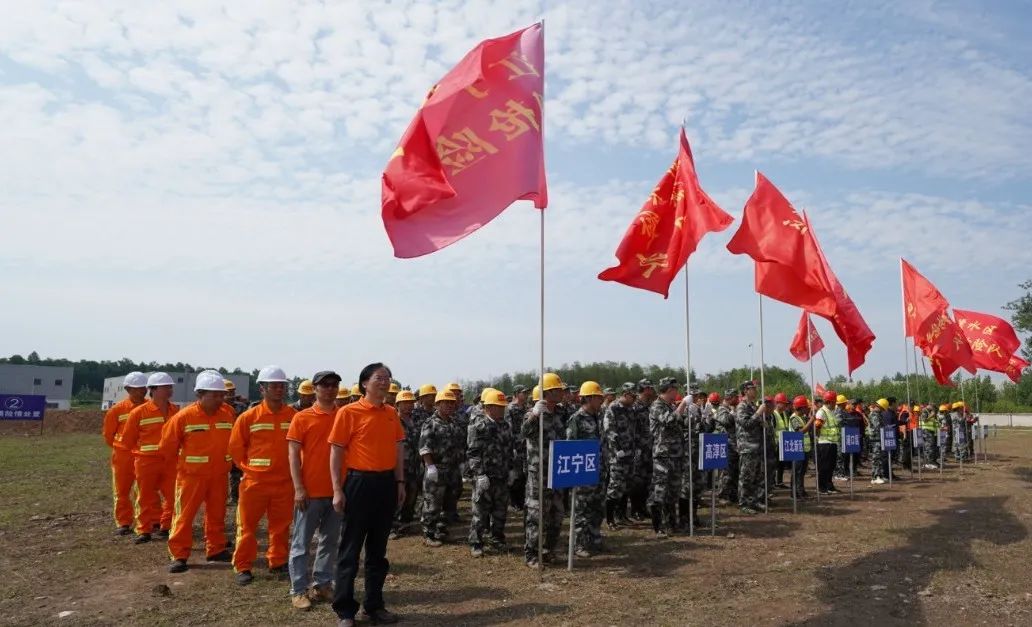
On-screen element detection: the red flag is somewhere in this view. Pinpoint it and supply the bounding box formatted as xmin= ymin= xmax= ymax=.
xmin=381 ymin=23 xmax=547 ymax=258
xmin=598 ymin=130 xmax=733 ymax=297
xmin=726 ymin=172 xmax=837 ymax=317
xmin=815 ymin=382 xmax=828 ymax=397
xmin=952 ymin=309 xmax=1022 ymax=372
xmin=1004 ymin=355 xmax=1029 ymax=383
xmin=789 ymin=312 xmax=825 ymax=362
xmin=916 ymin=309 xmax=977 ymax=385
xmin=901 ymin=259 xmax=949 ymax=338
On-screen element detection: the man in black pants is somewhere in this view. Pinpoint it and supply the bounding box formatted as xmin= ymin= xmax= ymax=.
xmin=329 ymin=363 xmax=405 ymax=626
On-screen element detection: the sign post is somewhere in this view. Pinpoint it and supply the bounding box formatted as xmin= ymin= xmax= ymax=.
xmin=955 ymin=423 xmax=966 ymax=478
xmin=699 ymin=433 xmax=729 ymax=535
xmin=548 ymin=439 xmax=601 ymax=571
xmin=913 ymin=429 xmax=923 ymax=482
xmin=937 ymin=429 xmax=947 ymax=479
xmin=982 ymin=424 xmax=990 ymax=461
xmin=881 ymin=426 xmax=897 ymax=488
xmin=779 ymin=431 xmax=806 ymax=514
xmin=841 ymin=426 xmax=861 ymax=498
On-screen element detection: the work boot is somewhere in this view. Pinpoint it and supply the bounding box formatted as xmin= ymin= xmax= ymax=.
xmin=423 ymin=536 xmax=442 ymax=548
xmin=470 ymin=544 xmax=484 ymax=558
xmin=206 ymin=550 xmax=232 ymax=563
xmin=168 ymin=559 xmax=189 ymax=573
xmin=308 ymin=584 xmax=334 ymax=603
xmin=132 ymin=533 xmax=151 ymax=545
xmin=291 ymin=593 xmax=312 ymax=610
xmin=235 ymin=571 xmax=253 ymax=586
xmin=153 ymin=528 xmax=170 ymax=540
xmin=574 ymin=547 xmax=591 ymax=558
xmin=115 ymin=525 xmax=132 ymax=537
xmin=360 ymin=608 xmax=400 ymax=624
xmin=650 ymin=505 xmax=662 ymax=535
xmin=618 ymin=496 xmax=631 ymax=524
xmin=605 ymin=499 xmax=619 ymax=530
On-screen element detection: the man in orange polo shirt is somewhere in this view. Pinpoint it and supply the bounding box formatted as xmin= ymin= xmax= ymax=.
xmin=329 ymin=363 xmax=405 ymax=627
xmin=228 ymin=365 xmax=296 ymax=586
xmin=286 ymin=370 xmax=343 ymax=611
xmin=102 ymin=371 xmax=148 ymax=536
xmin=121 ymin=372 xmax=179 ymax=544
xmin=160 ymin=370 xmax=237 ymax=573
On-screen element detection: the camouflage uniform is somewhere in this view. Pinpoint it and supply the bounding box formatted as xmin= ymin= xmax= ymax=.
xmin=951 ymin=410 xmax=968 ymax=461
xmin=919 ymin=407 xmax=939 ymax=463
xmin=566 ymin=406 xmax=604 ymax=552
xmin=678 ymin=403 xmax=706 ymax=527
xmin=411 ymin=404 xmax=433 ymax=433
xmin=602 ymin=399 xmax=634 ymax=510
xmin=393 ymin=412 xmax=423 ymax=534
xmin=419 ymin=412 xmax=462 ymax=541
xmin=736 ymin=399 xmax=766 ymax=512
xmin=505 ymin=399 xmax=529 ymax=510
xmin=713 ymin=401 xmax=739 ymax=502
xmin=867 ymin=407 xmax=887 ymax=479
xmin=466 ymin=412 xmax=513 ymax=548
xmin=629 ymin=398 xmax=653 ymax=517
xmin=648 ymin=398 xmax=684 ymax=533
xmin=522 ymin=403 xmax=565 ymax=563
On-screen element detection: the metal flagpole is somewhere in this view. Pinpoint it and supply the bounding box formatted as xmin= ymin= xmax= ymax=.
xmin=806 ymin=313 xmax=818 ymax=506
xmin=819 ymin=351 xmax=833 ymax=383
xmin=913 ymin=344 xmax=923 ymax=481
xmin=567 ymin=488 xmax=575 ymax=571
xmin=537 ymin=204 xmax=545 ymax=575
xmin=759 ymin=295 xmax=769 ymax=514
xmin=684 ymin=264 xmax=695 ymax=536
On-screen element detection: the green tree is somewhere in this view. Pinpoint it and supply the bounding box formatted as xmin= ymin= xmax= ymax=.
xmin=1003 ymin=279 xmax=1032 ymax=362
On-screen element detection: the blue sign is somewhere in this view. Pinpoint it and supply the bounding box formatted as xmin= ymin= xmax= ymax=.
xmin=0 ymin=394 xmax=46 ymax=421
xmin=971 ymin=425 xmax=980 ymax=440
xmin=938 ymin=430 xmax=948 ymax=447
xmin=548 ymin=439 xmax=601 ymax=489
xmin=698 ymin=433 xmax=729 ymax=470
xmin=841 ymin=426 xmax=861 ymax=454
xmin=912 ymin=429 xmax=924 ymax=448
xmin=955 ymin=425 xmax=966 ymax=445
xmin=779 ymin=431 xmax=806 ymax=462
xmin=881 ymin=426 xmax=897 ymax=451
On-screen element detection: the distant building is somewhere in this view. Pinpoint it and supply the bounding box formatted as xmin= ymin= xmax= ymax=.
xmin=102 ymin=372 xmax=251 ymax=409
xmin=0 ymin=364 xmax=75 ymax=410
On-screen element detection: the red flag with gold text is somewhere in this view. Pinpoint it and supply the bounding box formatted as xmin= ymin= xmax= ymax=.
xmin=952 ymin=309 xmax=1022 ymax=372
xmin=901 ymin=259 xmax=949 ymax=338
xmin=1004 ymin=355 xmax=1029 ymax=383
xmin=789 ymin=311 xmax=825 ymax=362
xmin=381 ymin=23 xmax=547 ymax=258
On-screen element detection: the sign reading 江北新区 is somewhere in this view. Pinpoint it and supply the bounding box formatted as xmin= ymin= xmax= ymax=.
xmin=779 ymin=431 xmax=806 ymax=462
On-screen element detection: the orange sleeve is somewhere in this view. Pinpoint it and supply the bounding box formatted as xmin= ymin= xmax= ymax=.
xmin=160 ymin=407 xmax=185 ymax=457
xmin=393 ymin=415 xmax=404 ymax=442
xmin=228 ymin=408 xmax=251 ymax=467
xmin=286 ymin=413 xmax=305 ymax=443
xmin=102 ymin=403 xmax=121 ymax=447
xmin=121 ymin=407 xmax=141 ymax=451
xmin=328 ymin=407 xmax=351 ymax=447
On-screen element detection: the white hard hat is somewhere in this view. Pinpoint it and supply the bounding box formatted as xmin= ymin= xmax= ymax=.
xmin=147 ymin=372 xmax=174 ymax=387
xmin=257 ymin=365 xmax=288 ymax=383
xmin=123 ymin=372 xmax=148 ymax=388
xmin=194 ymin=370 xmax=227 ymax=392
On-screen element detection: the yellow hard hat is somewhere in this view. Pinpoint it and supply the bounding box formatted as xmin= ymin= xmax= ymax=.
xmin=388 ymin=382 xmax=401 ymax=394
xmin=480 ymin=388 xmax=499 ymax=403
xmin=350 ymin=384 xmax=361 ymax=396
xmin=298 ymin=380 xmax=315 ymax=395
xmin=224 ymin=379 xmax=236 ymax=391
xmin=484 ymin=389 xmax=507 ymax=407
xmin=396 ymin=390 xmax=416 ymax=404
xmin=532 ymin=385 xmax=541 ymax=402
xmin=542 ymin=372 xmax=564 ymax=392
xmin=938 ymin=404 xmax=949 ymax=411
xmin=579 ymin=381 xmax=604 ymax=397
xmin=418 ymin=384 xmax=437 ymax=398
xmin=836 ymin=394 xmax=848 ymax=405
xmin=876 ymin=398 xmax=889 ymax=410
xmin=446 ymin=382 xmax=462 ymax=392
xmin=435 ymin=390 xmax=456 ymax=403
xmin=952 ymin=401 xmax=965 ymax=409
xmin=336 ymin=386 xmax=349 ymax=399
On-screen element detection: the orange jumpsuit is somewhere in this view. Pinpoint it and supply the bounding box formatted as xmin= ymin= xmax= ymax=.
xmin=160 ymin=402 xmax=236 ymax=561
xmin=102 ymin=398 xmax=144 ymax=528
xmin=228 ymin=401 xmax=296 ymax=573
xmin=122 ymin=400 xmax=179 ymax=534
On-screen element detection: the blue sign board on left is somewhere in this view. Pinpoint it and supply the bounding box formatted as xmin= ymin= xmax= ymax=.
xmin=548 ymin=439 xmax=601 ymax=489
xmin=698 ymin=433 xmax=729 ymax=471
xmin=0 ymin=394 xmax=46 ymax=421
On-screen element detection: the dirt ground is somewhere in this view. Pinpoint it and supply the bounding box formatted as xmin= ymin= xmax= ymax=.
xmin=1 ymin=427 xmax=1030 ymax=626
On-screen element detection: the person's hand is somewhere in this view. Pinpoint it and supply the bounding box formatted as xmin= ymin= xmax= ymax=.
xmin=476 ymin=475 xmax=490 ymax=491
xmin=396 ymin=481 xmax=406 ymax=508
xmin=425 ymin=464 xmax=439 ymax=483
xmin=531 ymin=400 xmax=546 ymax=417
xmin=293 ymin=486 xmax=308 ymax=512
xmin=332 ymin=488 xmax=346 ymax=514
xmin=507 ymin=469 xmax=517 ymax=486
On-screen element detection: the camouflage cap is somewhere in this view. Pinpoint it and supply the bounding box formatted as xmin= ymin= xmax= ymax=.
xmin=724 ymin=388 xmax=737 ymax=399
xmin=512 ymin=384 xmax=528 ymax=394
xmin=637 ymin=378 xmax=654 ymax=391
xmin=603 ymin=387 xmax=616 ymax=395
xmin=739 ymin=380 xmax=756 ymax=393
xmin=621 ymin=382 xmax=637 ymax=394
xmin=658 ymin=377 xmax=679 ymax=392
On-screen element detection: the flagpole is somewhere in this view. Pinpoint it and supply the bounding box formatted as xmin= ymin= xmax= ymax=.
xmin=819 ymin=351 xmax=833 ymax=383
xmin=806 ymin=313 xmax=818 ymax=506
xmin=537 ymin=203 xmax=545 ymax=576
xmin=684 ymin=263 xmax=695 ymax=536
xmin=759 ymin=294 xmax=768 ymax=514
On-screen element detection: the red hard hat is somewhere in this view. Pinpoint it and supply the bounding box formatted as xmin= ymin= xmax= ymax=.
xmin=763 ymin=395 xmax=773 ymax=403
xmin=792 ymin=395 xmax=808 ymax=409
xmin=822 ymin=390 xmax=837 ymax=403
xmin=773 ymin=392 xmax=788 ymax=404
xmin=707 ymin=392 xmax=721 ymax=403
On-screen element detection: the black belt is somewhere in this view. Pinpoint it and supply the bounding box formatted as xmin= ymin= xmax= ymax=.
xmin=348 ymin=469 xmax=395 ymax=477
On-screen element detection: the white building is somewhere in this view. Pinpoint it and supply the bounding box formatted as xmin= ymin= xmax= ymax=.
xmin=0 ymin=364 xmax=75 ymax=409
xmin=102 ymin=372 xmax=251 ymax=409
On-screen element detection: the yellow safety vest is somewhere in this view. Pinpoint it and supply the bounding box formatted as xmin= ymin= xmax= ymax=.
xmin=789 ymin=412 xmax=812 ymax=452
xmin=817 ymin=406 xmax=839 ymax=444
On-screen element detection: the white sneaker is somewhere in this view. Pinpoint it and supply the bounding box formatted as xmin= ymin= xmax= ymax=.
xmin=871 ymin=477 xmax=886 ymax=485
xmin=924 ymin=464 xmax=938 ymax=470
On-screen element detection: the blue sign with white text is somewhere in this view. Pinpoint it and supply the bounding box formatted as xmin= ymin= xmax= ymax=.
xmin=698 ymin=433 xmax=729 ymax=471
xmin=0 ymin=394 xmax=46 ymax=421
xmin=841 ymin=426 xmax=861 ymax=454
xmin=779 ymin=431 xmax=806 ymax=462
xmin=548 ymin=440 xmax=601 ymax=489
xmin=912 ymin=429 xmax=924 ymax=448
xmin=881 ymin=426 xmax=897 ymax=451
xmin=938 ymin=430 xmax=948 ymax=447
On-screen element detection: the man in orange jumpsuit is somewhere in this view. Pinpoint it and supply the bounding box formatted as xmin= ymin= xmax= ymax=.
xmin=102 ymin=372 xmax=148 ymax=536
xmin=228 ymin=365 xmax=296 ymax=585
xmin=121 ymin=372 xmax=179 ymax=544
xmin=160 ymin=370 xmax=237 ymax=573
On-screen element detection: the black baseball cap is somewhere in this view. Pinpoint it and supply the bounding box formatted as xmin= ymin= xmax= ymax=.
xmin=313 ymin=370 xmax=342 ymax=385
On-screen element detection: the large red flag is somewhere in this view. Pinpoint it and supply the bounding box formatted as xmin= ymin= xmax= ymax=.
xmin=381 ymin=23 xmax=547 ymax=258
xmin=952 ymin=309 xmax=1022 ymax=372
xmin=1004 ymin=355 xmax=1029 ymax=383
xmin=598 ymin=130 xmax=733 ymax=297
xmin=726 ymin=173 xmax=837 ymax=317
xmin=807 ymin=212 xmax=876 ymax=374
xmin=789 ymin=312 xmax=825 ymax=362
xmin=901 ymin=259 xmax=949 ymax=338
xmin=916 ymin=309 xmax=977 ymax=385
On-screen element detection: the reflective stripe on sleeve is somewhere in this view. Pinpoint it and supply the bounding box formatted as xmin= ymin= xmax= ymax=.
xmin=249 ymin=458 xmax=272 ymax=467
xmin=139 ymin=444 xmax=161 ymax=452
xmin=139 ymin=417 xmax=165 ymax=427
xmin=249 ymin=423 xmax=274 ymax=432
xmin=185 ymin=455 xmax=209 ymax=463
xmin=215 ymin=422 xmax=233 ymax=430
xmin=184 ymin=424 xmax=209 ymax=433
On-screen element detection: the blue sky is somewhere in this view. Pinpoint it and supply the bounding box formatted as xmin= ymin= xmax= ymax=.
xmin=1 ymin=0 xmax=1029 ymax=388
